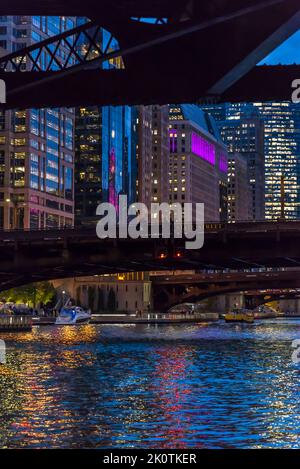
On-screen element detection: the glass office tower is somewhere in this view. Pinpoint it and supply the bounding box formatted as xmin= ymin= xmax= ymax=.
xmin=218 ymin=104 xmax=265 ymax=221
xmin=224 ymin=102 xmax=300 ymax=220
xmin=75 ymin=23 xmax=137 ymax=224
xmin=0 ymin=15 xmax=75 ymax=230
xmin=203 ymin=101 xmax=300 ymax=220
xmin=253 ymin=102 xmax=300 ymax=220
xmin=75 ymin=104 xmax=137 ymax=223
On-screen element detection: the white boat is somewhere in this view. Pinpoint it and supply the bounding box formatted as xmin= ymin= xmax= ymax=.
xmin=55 ymin=306 xmax=91 ymax=325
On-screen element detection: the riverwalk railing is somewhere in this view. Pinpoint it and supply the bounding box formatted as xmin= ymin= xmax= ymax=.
xmin=140 ymin=312 xmax=219 ymax=322
xmin=0 ymin=315 xmax=32 ymax=332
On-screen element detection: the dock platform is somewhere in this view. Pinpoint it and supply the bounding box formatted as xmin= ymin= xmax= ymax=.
xmin=34 ymin=313 xmax=220 ymax=326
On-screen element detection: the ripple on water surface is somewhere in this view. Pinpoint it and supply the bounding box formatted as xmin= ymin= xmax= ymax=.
xmin=0 ymin=319 xmax=300 ymax=448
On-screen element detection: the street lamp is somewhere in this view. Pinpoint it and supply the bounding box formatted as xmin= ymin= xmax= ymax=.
xmin=5 ymin=195 xmax=21 ymax=229
xmin=62 ymin=290 xmax=66 ymax=307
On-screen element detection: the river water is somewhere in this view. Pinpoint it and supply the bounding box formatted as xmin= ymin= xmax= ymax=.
xmin=0 ymin=319 xmax=300 ymax=448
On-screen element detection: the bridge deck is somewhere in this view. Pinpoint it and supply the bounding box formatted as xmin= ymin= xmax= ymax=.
xmin=1 ymin=1 xmax=299 ymax=106
xmin=0 ymin=221 xmax=298 ymax=292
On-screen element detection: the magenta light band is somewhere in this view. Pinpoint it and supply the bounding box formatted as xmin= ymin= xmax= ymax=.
xmin=191 ymin=132 xmax=215 ymax=165
xmin=219 ymin=153 xmax=228 ymax=173
xmin=169 ymin=129 xmax=177 ymax=153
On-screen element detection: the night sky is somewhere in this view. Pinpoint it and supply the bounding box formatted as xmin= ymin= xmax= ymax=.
xmin=262 ymin=30 xmax=300 ymax=64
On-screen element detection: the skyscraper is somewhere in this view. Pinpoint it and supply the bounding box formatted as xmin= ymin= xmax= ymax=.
xmin=203 ymin=100 xmax=300 ymax=221
xmin=219 ymin=106 xmax=265 ymax=221
xmin=137 ymin=105 xmax=169 ymax=208
xmin=252 ymin=102 xmax=300 ymax=220
xmin=75 ymin=105 xmax=137 ymax=224
xmin=168 ymin=105 xmax=228 ymax=222
xmin=228 ymin=102 xmax=300 ymax=220
xmin=201 ymin=103 xmax=265 ymax=221
xmin=74 ymin=25 xmax=138 ymax=224
xmin=227 ymin=153 xmax=252 ymax=222
xmin=0 ymin=16 xmax=75 ymax=230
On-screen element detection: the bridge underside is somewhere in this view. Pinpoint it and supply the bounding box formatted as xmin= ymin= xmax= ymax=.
xmin=0 ymin=0 xmax=300 ymax=107
xmin=1 ymin=221 xmax=300 ymax=292
xmin=153 ymin=276 xmax=300 ymax=311
xmin=1 ymin=65 xmax=299 ymax=109
xmin=244 ymin=291 xmax=300 ymax=308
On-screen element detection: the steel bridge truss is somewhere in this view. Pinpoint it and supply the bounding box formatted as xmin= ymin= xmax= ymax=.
xmin=0 ymin=21 xmax=123 ymax=73
xmin=0 ymin=0 xmax=298 ymax=107
xmin=0 ymin=0 xmax=284 ymax=76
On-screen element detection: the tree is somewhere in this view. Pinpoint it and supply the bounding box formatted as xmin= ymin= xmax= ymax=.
xmin=107 ymin=288 xmax=116 ymax=312
xmin=3 ymin=281 xmax=56 ymax=308
xmin=3 ymin=284 xmax=36 ymax=306
xmin=35 ymin=282 xmax=56 ymax=307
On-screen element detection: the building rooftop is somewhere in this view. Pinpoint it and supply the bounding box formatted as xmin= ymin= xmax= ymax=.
xmin=169 ymin=104 xmax=223 ymax=144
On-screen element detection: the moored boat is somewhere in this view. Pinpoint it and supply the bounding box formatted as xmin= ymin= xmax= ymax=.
xmin=225 ymin=309 xmax=254 ymax=324
xmin=55 ymin=306 xmax=91 ymax=325
xmin=253 ymin=305 xmax=279 ymax=319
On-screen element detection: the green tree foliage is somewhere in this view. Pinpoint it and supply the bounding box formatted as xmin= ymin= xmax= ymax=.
xmin=2 ymin=282 xmax=56 ymax=307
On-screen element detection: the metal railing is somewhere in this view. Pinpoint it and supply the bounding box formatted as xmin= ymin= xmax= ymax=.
xmin=0 ymin=314 xmax=32 ymax=330
xmin=0 ymin=219 xmax=298 ymax=234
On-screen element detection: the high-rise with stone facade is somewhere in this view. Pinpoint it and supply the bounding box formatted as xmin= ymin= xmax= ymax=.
xmin=0 ymin=15 xmax=75 ymax=230
xmin=168 ymin=104 xmax=228 ymax=222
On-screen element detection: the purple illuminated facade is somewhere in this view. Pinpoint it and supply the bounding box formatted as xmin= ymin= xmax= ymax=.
xmin=169 ymin=129 xmax=178 ymax=154
xmin=191 ymin=132 xmax=216 ymax=165
xmin=168 ymin=104 xmax=228 ymax=222
xmin=219 ymin=153 xmax=228 ymax=173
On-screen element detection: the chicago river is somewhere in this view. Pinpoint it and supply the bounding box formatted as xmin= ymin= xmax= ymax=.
xmin=0 ymin=319 xmax=299 ymax=449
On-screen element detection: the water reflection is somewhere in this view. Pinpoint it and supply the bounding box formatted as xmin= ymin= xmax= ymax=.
xmin=150 ymin=347 xmax=195 ymax=448
xmin=0 ymin=320 xmax=300 ymax=448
